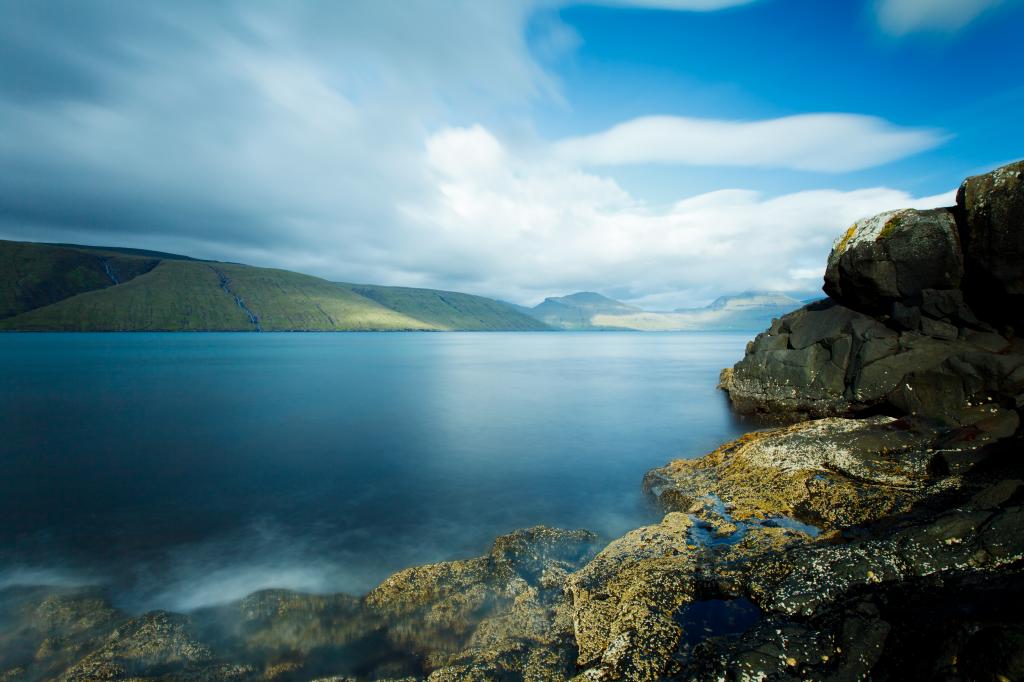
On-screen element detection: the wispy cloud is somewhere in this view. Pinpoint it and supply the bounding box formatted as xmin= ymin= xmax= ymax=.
xmin=555 ymin=114 xmax=947 ymax=172
xmin=875 ymin=0 xmax=1009 ymax=34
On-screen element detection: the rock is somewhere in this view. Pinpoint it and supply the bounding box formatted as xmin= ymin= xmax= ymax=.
xmin=970 ymin=479 xmax=1024 ymax=510
xmin=824 ymin=208 xmax=963 ymax=315
xmin=566 ymin=513 xmax=696 ymax=674
xmin=366 ymin=526 xmax=597 ymax=677
xmin=645 ymin=416 xmax=948 ymax=532
xmin=61 ymin=610 xmax=214 ymax=681
xmin=723 ymin=302 xmax=1024 ymax=421
xmin=725 ymin=164 xmax=1024 ymax=424
xmin=960 ymin=625 xmax=1024 ymax=682
xmin=956 ymin=160 xmax=1024 ymax=329
xmin=722 ymin=299 xmax=897 ymax=417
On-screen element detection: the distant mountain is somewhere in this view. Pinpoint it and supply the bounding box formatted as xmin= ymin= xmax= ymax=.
xmin=528 ymin=292 xmax=641 ymax=330
xmin=525 ymin=290 xmax=803 ymax=331
xmin=700 ymin=291 xmax=804 ymax=311
xmin=0 ymin=240 xmax=549 ymax=332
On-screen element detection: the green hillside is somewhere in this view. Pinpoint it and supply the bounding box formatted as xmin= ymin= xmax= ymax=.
xmin=346 ymin=283 xmax=550 ymax=331
xmin=0 ymin=241 xmax=549 ymax=332
xmin=0 ymin=240 xmax=159 ymax=319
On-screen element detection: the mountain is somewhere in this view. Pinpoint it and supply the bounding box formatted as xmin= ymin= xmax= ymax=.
xmin=526 ymin=290 xmax=803 ymax=331
xmin=0 ymin=240 xmax=549 ymax=332
xmin=527 ymin=292 xmax=641 ymax=330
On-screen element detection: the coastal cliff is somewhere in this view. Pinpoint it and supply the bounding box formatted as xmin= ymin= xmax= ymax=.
xmin=3 ymin=161 xmax=1022 ymax=681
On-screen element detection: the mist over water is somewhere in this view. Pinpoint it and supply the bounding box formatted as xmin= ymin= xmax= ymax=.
xmin=1 ymin=332 xmax=749 ymax=613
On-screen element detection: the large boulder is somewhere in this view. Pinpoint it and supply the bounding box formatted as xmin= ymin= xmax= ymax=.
xmin=722 ymin=298 xmax=1024 ymax=420
xmin=824 ymin=208 xmax=963 ymax=316
xmin=956 ymin=160 xmax=1024 ymax=331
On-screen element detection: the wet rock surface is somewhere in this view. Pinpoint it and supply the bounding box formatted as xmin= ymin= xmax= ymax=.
xmin=4 ymin=160 xmax=1023 ymax=681
xmin=1 ymin=528 xmax=599 ymax=682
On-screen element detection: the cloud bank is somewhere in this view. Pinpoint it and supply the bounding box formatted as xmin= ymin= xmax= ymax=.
xmin=418 ymin=125 xmax=954 ymax=307
xmin=0 ymin=1 xmax=956 ymax=308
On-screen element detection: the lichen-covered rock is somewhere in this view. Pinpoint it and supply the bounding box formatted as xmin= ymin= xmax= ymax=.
xmin=824 ymin=208 xmax=963 ymax=315
xmin=957 ymin=160 xmax=1024 ymax=330
xmin=1 ymin=529 xmax=597 ymax=682
xmin=366 ymin=526 xmax=597 ymax=677
xmin=566 ymin=513 xmax=696 ymax=675
xmin=60 ymin=610 xmax=215 ymax=681
xmin=644 ymin=417 xmax=942 ymax=531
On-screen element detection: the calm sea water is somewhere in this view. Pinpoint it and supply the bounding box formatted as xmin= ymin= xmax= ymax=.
xmin=0 ymin=332 xmax=749 ymax=612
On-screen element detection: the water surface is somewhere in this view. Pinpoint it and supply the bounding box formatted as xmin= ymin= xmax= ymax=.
xmin=1 ymin=332 xmax=749 ymax=611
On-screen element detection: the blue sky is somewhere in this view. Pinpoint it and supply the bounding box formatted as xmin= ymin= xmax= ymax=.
xmin=535 ymin=0 xmax=1024 ymax=203
xmin=1 ymin=0 xmax=1022 ymax=307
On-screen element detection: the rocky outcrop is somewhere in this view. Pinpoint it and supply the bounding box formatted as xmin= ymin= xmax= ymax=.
xmin=723 ymin=160 xmax=1024 ymax=421
xmin=824 ymin=208 xmax=963 ymax=315
xmin=957 ymin=160 xmax=1024 ymax=329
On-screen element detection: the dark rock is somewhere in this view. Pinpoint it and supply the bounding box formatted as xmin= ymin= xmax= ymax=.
xmin=960 ymin=625 xmax=1024 ymax=682
xmin=956 ymin=160 xmax=1024 ymax=329
xmin=722 ymin=300 xmax=898 ymax=417
xmin=724 ymin=307 xmax=1024 ymax=422
xmin=824 ymin=208 xmax=963 ymax=315
xmin=970 ymin=479 xmax=1024 ymax=509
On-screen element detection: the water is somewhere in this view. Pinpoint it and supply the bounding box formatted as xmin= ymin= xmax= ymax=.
xmin=0 ymin=332 xmax=749 ymax=612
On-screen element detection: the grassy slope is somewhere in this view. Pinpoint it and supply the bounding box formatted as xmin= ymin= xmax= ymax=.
xmin=0 ymin=240 xmax=158 ymax=319
xmin=219 ymin=265 xmax=439 ymax=331
xmin=0 ymin=260 xmax=438 ymax=332
xmin=0 ymin=261 xmax=255 ymax=331
xmin=0 ymin=242 xmax=551 ymax=331
xmin=345 ymin=284 xmax=550 ymax=331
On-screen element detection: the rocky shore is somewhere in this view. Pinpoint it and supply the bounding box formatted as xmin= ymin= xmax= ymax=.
xmin=2 ymin=161 xmax=1022 ymax=681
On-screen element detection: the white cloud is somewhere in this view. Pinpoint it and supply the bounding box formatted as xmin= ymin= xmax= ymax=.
xmin=555 ymin=114 xmax=946 ymax=172
xmin=875 ymin=0 xmax=1008 ymax=34
xmin=0 ymin=1 xmax=962 ymax=309
xmin=409 ymin=124 xmax=955 ymax=307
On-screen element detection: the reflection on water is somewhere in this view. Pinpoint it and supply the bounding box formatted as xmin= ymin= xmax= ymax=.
xmin=1 ymin=331 xmax=749 ymax=612
xmin=675 ymin=597 xmax=762 ymax=650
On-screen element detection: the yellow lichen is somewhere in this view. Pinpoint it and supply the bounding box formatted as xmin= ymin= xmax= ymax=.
xmin=835 ymin=223 xmax=858 ymax=254
xmin=877 ymin=212 xmax=904 ymax=241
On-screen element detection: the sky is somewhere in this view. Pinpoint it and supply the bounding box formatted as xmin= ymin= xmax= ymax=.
xmin=1 ymin=0 xmax=1022 ymax=308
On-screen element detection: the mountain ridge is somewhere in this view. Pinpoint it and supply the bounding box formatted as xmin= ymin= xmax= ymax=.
xmin=524 ymin=290 xmax=803 ymax=331
xmin=0 ymin=240 xmax=548 ymax=332
xmin=2 ymin=239 xmax=806 ymax=332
